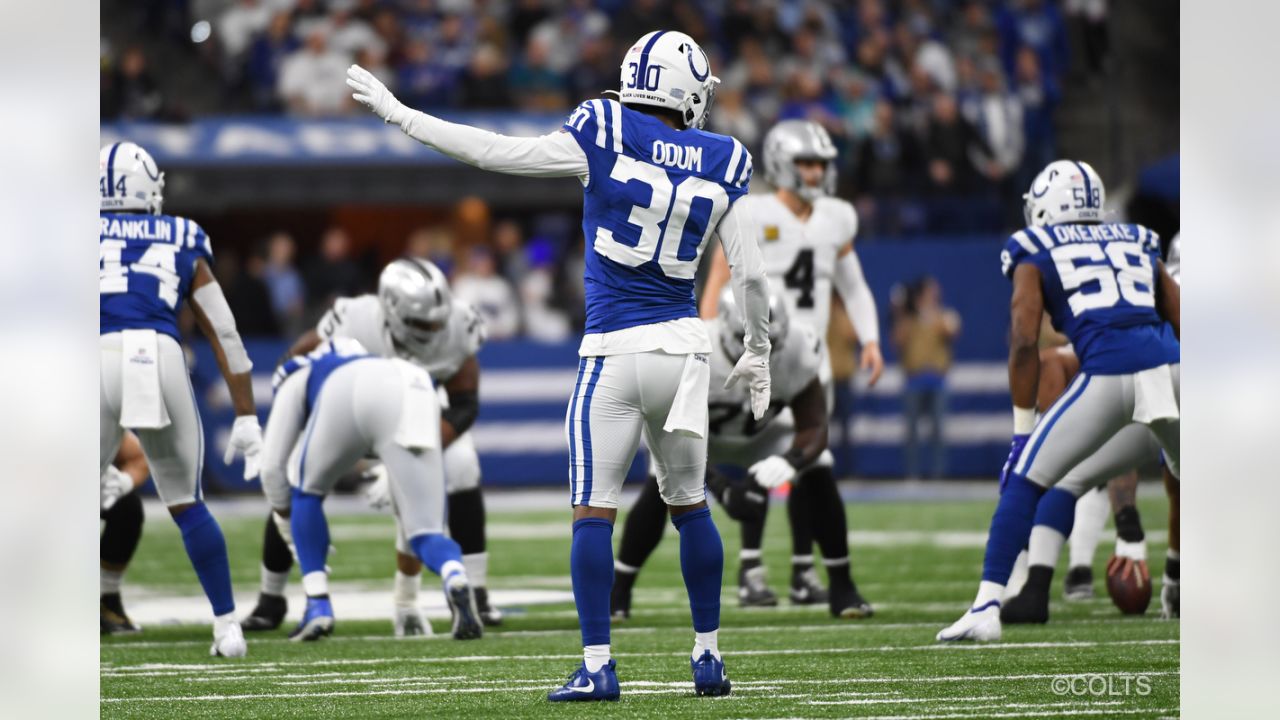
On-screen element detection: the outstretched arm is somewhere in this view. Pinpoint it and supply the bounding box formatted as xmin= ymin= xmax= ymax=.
xmin=190 ymin=259 xmax=263 ymax=479
xmin=347 ymin=65 xmax=589 ymax=178
xmin=833 ymin=242 xmax=883 ymax=386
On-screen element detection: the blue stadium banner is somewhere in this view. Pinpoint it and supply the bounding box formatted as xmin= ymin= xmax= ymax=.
xmin=101 ymin=114 xmax=565 ymax=166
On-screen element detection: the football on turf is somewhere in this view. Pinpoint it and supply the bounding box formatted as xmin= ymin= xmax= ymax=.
xmin=1106 ymin=556 xmax=1152 ymax=615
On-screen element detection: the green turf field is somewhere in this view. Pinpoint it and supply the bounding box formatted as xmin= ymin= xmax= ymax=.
xmin=101 ymin=490 xmax=1179 ymax=718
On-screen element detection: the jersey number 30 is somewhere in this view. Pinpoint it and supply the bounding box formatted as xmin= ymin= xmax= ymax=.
xmin=100 ymin=240 xmax=181 ymax=309
xmin=1051 ymin=241 xmax=1154 ymax=316
xmin=593 ymin=155 xmax=729 ymax=280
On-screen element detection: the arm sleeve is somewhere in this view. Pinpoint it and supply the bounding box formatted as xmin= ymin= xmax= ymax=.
xmin=191 ymin=281 xmax=252 ymax=374
xmin=832 ymin=249 xmax=880 ymax=345
xmin=397 ymin=111 xmax=589 ymax=178
xmin=260 ymin=371 xmax=307 ymax=511
xmin=715 ymin=200 xmax=771 ymax=354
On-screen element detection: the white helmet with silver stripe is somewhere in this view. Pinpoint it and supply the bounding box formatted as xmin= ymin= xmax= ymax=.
xmin=378 ymin=258 xmax=453 ymax=354
xmin=100 ymin=141 xmax=165 ymax=215
xmin=763 ymin=120 xmax=838 ymax=202
xmin=718 ymin=286 xmax=789 ymax=360
xmin=1022 ymin=159 xmax=1105 ymax=227
xmin=613 ymin=30 xmax=719 ymax=130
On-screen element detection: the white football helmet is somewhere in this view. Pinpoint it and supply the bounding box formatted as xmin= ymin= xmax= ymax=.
xmin=718 ymin=286 xmax=789 ymax=359
xmin=613 ymin=30 xmax=719 ymax=129
xmin=1022 ymin=159 xmax=1105 ymax=227
xmin=763 ymin=120 xmax=838 ymax=202
xmin=378 ymin=258 xmax=453 ymax=354
xmin=100 ymin=141 xmax=165 ymax=215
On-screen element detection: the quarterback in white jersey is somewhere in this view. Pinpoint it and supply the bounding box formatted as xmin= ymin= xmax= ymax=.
xmin=244 ymin=258 xmax=501 ymax=636
xmin=700 ymin=119 xmax=883 ymax=603
xmin=348 ymin=29 xmax=771 ymax=701
xmin=612 ymin=289 xmax=873 ymax=621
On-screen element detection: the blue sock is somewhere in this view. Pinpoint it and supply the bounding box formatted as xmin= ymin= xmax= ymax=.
xmin=173 ymin=503 xmax=235 ymax=616
xmin=570 ymin=518 xmax=613 ymax=647
xmin=1034 ymin=487 xmax=1077 ymax=538
xmin=672 ymin=507 xmax=723 ymax=633
xmin=982 ymin=474 xmax=1047 ymax=584
xmin=290 ymin=489 xmax=330 ymax=580
xmin=409 ymin=533 xmax=464 ymax=580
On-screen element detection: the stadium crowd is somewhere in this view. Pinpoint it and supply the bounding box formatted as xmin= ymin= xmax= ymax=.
xmin=102 ymin=0 xmax=1112 ymax=235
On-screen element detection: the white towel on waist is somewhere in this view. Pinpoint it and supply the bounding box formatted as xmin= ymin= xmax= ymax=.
xmin=663 ymin=352 xmax=710 ymax=439
xmin=119 ymin=329 xmax=170 ymax=429
xmin=1132 ymin=364 xmax=1179 ymax=424
xmin=393 ymin=359 xmax=440 ymax=450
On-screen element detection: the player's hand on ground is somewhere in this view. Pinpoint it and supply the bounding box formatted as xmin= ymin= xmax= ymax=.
xmin=748 ymin=455 xmax=796 ymax=489
xmin=363 ymin=464 xmax=393 ymax=512
xmin=725 ymin=347 xmax=771 ymax=419
xmin=224 ymin=415 xmax=264 ymax=480
xmin=1106 ymin=554 xmax=1150 ymax=584
xmin=999 ymin=434 xmax=1030 ymax=491
xmin=347 ymin=64 xmax=406 ymax=124
xmin=101 ymin=465 xmax=134 ymax=512
xmin=860 ymin=341 xmax=884 ymax=387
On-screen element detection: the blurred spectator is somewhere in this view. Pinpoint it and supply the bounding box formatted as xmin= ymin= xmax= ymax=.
xmin=278 ymin=28 xmax=351 ymax=116
xmin=1064 ymin=0 xmax=1110 ymax=78
xmin=566 ymin=33 xmax=616 ymax=101
xmin=218 ymin=0 xmax=272 ymax=61
xmin=327 ymin=5 xmax=383 ymax=57
xmin=459 ymin=43 xmax=515 ymax=109
xmin=519 ymin=239 xmax=572 ymax=342
xmin=218 ymin=249 xmax=280 ymax=337
xmin=398 ymin=38 xmax=460 ymax=109
xmin=528 ymin=0 xmax=609 ymax=74
xmin=995 ymin=0 xmax=1070 ymax=83
xmin=245 ymin=12 xmax=299 ymax=111
xmin=101 ymin=46 xmax=164 ymax=120
xmin=304 ymin=227 xmax=364 ymax=313
xmin=961 ymin=58 xmax=1024 ymax=183
xmin=853 ymin=101 xmax=919 ymax=236
xmin=507 ymin=36 xmax=566 ymax=111
xmin=491 ymin=220 xmax=529 ymax=288
xmin=1014 ymin=45 xmax=1059 ymax=191
xmin=453 ymin=247 xmax=521 ymax=340
xmin=891 ymin=276 xmax=961 ymax=479
xmin=709 ymin=84 xmax=762 ymax=150
xmin=262 ymin=233 xmax=306 ymax=336
xmin=921 ymin=93 xmax=988 ymax=195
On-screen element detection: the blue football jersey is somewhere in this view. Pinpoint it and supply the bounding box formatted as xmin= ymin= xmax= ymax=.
xmin=99 ymin=212 xmax=214 ymax=340
xmin=562 ymin=98 xmax=752 ymax=334
xmin=1001 ymin=222 xmax=1179 ymax=374
xmin=272 ymin=337 xmax=376 ymax=414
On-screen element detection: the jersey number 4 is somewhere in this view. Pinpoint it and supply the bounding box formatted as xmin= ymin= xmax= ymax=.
xmin=783 ymin=249 xmax=816 ymax=308
xmin=593 ymin=155 xmax=729 ymax=280
xmin=1051 ymin=241 xmax=1154 ymax=316
xmin=100 ymin=240 xmax=181 ymax=309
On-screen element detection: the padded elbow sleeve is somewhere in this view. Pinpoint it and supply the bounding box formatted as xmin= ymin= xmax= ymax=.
xmin=192 ymin=282 xmax=252 ymax=374
xmin=441 ymin=390 xmax=479 ymax=436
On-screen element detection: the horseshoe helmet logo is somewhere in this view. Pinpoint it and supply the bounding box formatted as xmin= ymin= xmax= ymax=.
xmin=682 ymin=42 xmax=710 ymax=83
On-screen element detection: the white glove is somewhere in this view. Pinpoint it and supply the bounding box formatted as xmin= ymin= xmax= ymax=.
xmin=363 ymin=464 xmax=393 ymax=512
xmin=101 ymin=465 xmax=135 ymax=512
xmin=1114 ymin=537 xmax=1148 ymax=562
xmin=347 ymin=64 xmax=407 ymax=125
xmin=748 ymin=455 xmax=797 ymax=489
xmin=724 ymin=347 xmax=772 ymax=419
xmin=224 ymin=415 xmax=264 ymax=480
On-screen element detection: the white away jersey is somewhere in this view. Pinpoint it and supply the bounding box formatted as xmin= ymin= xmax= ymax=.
xmin=315 ymin=295 xmax=484 ymax=382
xmin=706 ymin=318 xmax=822 ymax=444
xmin=738 ymin=193 xmax=858 ymax=338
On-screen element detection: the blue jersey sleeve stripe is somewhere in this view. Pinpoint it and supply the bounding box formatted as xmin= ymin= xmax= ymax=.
xmin=174 ymin=217 xmax=186 ymax=247
xmin=1011 ymin=230 xmax=1039 ymax=255
xmin=608 ymin=100 xmax=622 ymax=152
xmin=724 ymin=138 xmax=743 ymax=184
xmin=736 ymin=152 xmax=753 ymax=186
xmin=1029 ymin=226 xmax=1056 ymax=250
xmin=589 ymin=99 xmax=606 ymax=149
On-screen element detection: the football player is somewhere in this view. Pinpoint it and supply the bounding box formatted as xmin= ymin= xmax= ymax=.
xmin=100 ymin=142 xmax=262 ymax=657
xmin=348 ymin=29 xmax=772 ymax=701
xmin=258 ymin=338 xmax=482 ymax=642
xmin=243 ymin=258 xmax=498 ymax=635
xmin=611 ymin=288 xmax=873 ymax=621
xmin=100 ymin=432 xmax=148 ymax=635
xmin=698 ymin=119 xmax=883 ymax=606
xmin=937 ymin=160 xmax=1179 ymax=642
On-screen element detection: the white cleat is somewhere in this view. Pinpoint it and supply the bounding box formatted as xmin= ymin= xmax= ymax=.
xmin=936 ymin=602 xmax=1003 ymax=642
xmin=211 ymin=619 xmax=248 ymax=658
xmin=394 ymin=605 xmax=434 ymax=637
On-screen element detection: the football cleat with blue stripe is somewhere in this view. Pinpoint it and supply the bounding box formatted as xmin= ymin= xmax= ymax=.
xmin=936 ymin=601 xmax=1002 ymax=642
xmin=288 ymin=596 xmax=334 ymax=642
xmin=547 ymin=660 xmax=620 ymax=702
xmin=446 ymin=583 xmax=483 ymax=640
xmin=691 ymin=650 xmax=731 ymax=697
